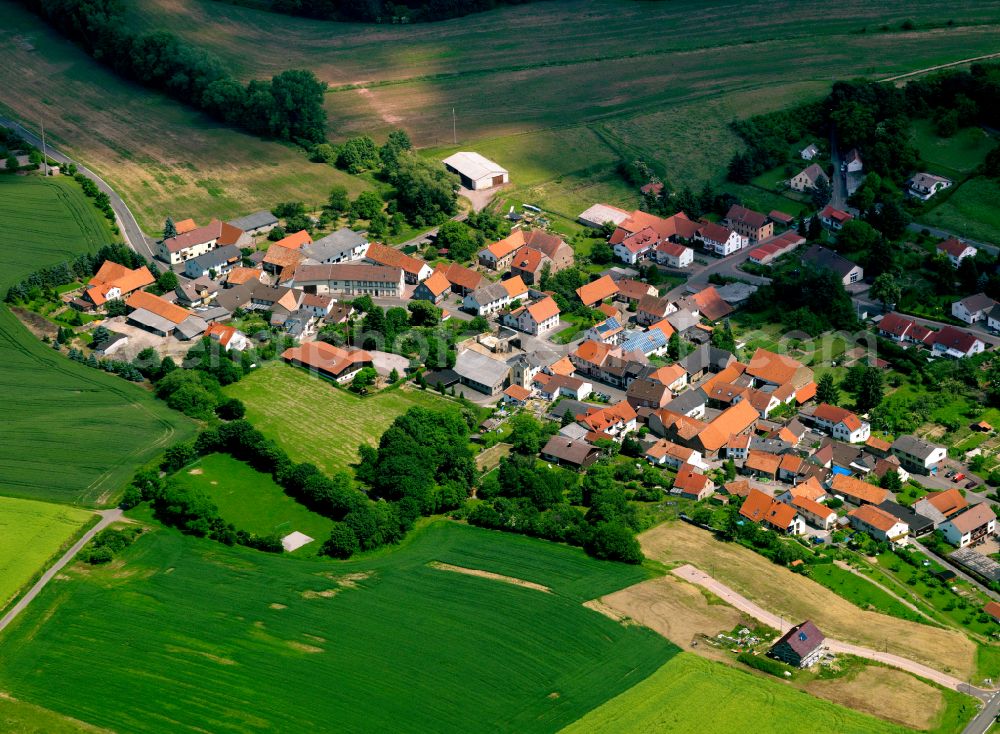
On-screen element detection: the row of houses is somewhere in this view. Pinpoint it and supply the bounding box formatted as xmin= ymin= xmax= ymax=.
xmin=877 ymin=312 xmax=986 ymax=359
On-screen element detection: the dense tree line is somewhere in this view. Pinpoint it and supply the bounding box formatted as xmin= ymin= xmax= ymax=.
xmin=469 ymin=457 xmax=644 ymax=564
xmin=260 ymin=0 xmax=546 ymax=23
xmin=746 ymin=265 xmax=858 ymax=336
xmin=17 ymin=0 xmax=327 ymax=144
xmin=727 ymin=102 xmax=825 ymax=183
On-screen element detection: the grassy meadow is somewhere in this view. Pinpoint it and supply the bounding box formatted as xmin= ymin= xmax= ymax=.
xmin=0 ymin=521 xmax=674 ymax=733
xmin=0 ymin=176 xmax=194 ymax=506
xmin=559 ymin=653 xmax=918 ymax=734
xmin=910 ymin=120 xmax=997 ymax=180
xmin=0 ymin=497 xmax=93 ymax=611
xmin=169 ymin=453 xmax=334 ymax=550
xmin=920 ymin=176 xmax=1000 ymax=245
xmin=224 ymin=362 xmax=466 ymax=475
xmin=0 ymin=696 xmax=109 ymax=734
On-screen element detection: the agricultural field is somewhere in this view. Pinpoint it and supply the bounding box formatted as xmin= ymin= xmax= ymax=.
xmin=0 ymin=2 xmax=369 ymax=234
xmin=0 ymin=176 xmax=194 ymax=505
xmin=224 ymin=362 xmax=468 ymax=475
xmin=0 ymin=521 xmax=673 ymax=733
xmin=168 ymin=453 xmax=334 ymax=550
xmin=920 ymin=176 xmax=1000 ymax=245
xmin=0 ymin=497 xmax=93 ymax=611
xmin=559 ymin=653 xmax=918 ymax=734
xmin=639 ymin=521 xmax=977 ymax=678
xmin=0 ymin=695 xmax=108 ymax=734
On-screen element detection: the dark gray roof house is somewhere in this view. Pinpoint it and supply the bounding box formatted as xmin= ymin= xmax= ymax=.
xmin=680 ymin=343 xmax=736 ymax=378
xmin=663 ymin=387 xmax=707 ymax=416
xmin=184 ymin=245 xmax=241 ymax=277
xmin=877 ymin=500 xmax=935 ymax=537
xmin=802 ymin=244 xmax=863 ymax=284
xmin=768 ymin=620 xmax=825 ymax=668
xmin=302 ymin=228 xmax=369 ymax=264
xmin=541 ymin=436 xmax=601 ymax=468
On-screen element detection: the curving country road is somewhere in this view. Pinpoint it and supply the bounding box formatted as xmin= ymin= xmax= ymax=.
xmin=0 ymin=509 xmax=122 ymax=635
xmin=0 ymin=117 xmax=156 ymax=261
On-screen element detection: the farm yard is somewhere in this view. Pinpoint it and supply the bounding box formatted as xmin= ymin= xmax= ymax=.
xmin=558 ymin=652 xmax=919 ymax=734
xmin=224 ymin=362 xmax=471 ymax=476
xmin=167 ymin=454 xmax=335 ymax=552
xmin=0 ymin=497 xmax=93 ymax=612
xmin=0 ymin=521 xmax=673 ymax=733
xmin=4 ymin=0 xmax=1000 ymax=235
xmin=0 ymin=176 xmax=194 ymax=506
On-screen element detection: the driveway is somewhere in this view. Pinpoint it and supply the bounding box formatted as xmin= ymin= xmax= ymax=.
xmin=672 ymin=563 xmax=990 ymax=697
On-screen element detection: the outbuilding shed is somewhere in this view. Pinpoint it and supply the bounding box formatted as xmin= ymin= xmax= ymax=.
xmin=442 ymin=152 xmax=509 ymax=190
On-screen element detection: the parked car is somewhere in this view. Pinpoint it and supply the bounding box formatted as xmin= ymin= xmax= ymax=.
xmin=966 ymin=480 xmax=978 ymax=489
xmin=946 ymin=470 xmax=956 ymax=478
xmin=954 ymin=473 xmax=966 ymax=482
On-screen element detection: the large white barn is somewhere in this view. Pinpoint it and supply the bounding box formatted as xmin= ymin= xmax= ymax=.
xmin=442 ymin=152 xmax=509 ymax=190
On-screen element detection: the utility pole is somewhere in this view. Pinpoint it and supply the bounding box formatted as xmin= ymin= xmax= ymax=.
xmin=39 ymin=119 xmax=48 ymax=176
xmin=452 ymin=108 xmax=457 ymax=145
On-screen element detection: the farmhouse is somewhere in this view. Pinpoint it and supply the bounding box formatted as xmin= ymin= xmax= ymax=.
xmin=654 ymin=240 xmax=694 ymax=268
xmin=80 ymin=261 xmax=154 ymax=310
xmin=684 ymin=286 xmax=733 ymax=321
xmin=769 ymin=621 xmax=825 ymax=668
xmin=262 ymin=244 xmax=304 ymax=278
xmin=908 ymin=172 xmax=952 ymax=200
xmin=673 ymin=464 xmax=715 ymax=501
xmin=281 ymin=342 xmax=373 ymax=382
xmin=645 ymin=440 xmax=705 ymax=470
xmin=939 ymin=503 xmax=997 ymax=548
xmin=442 ymin=152 xmax=508 ymax=190
xmin=204 ymin=322 xmax=250 ymax=352
xmin=952 ymin=293 xmax=995 ymax=324
xmin=293 ymin=263 xmax=405 ymax=298
xmin=364 ymin=242 xmax=432 ymax=284
xmin=724 ymin=205 xmax=773 ymax=243
xmin=802 ymin=244 xmax=862 ymax=285
xmin=790 ymin=163 xmax=828 ymax=192
xmin=271 ymin=230 xmax=312 ymax=251
xmin=848 ymin=505 xmax=909 ymax=544
xmin=818 ymin=205 xmax=853 ymax=231
xmin=464 ymin=282 xmax=510 ymax=316
xmin=226 ymin=210 xmax=278 ymax=237
xmin=436 ymin=263 xmax=484 ymax=296
xmin=930 ymin=325 xmax=985 ymax=359
xmin=740 ymin=488 xmax=805 ymax=535
xmin=302 ymin=229 xmax=369 ymax=264
xmin=937 ymin=237 xmax=978 ymax=267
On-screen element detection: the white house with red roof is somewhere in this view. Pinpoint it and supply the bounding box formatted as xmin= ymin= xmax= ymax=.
xmin=696 ymin=222 xmax=746 ymax=256
xmin=811 ymin=403 xmax=870 ymax=443
xmin=937 ymin=237 xmax=977 ymax=267
xmin=653 ymin=240 xmax=693 ymax=268
xmin=818 ymin=205 xmax=854 ymax=231
xmin=876 ymin=312 xmax=934 ymax=345
xmin=204 ymin=322 xmax=250 ymax=352
xmin=501 ymin=296 xmax=561 ymax=336
xmin=613 ymin=226 xmax=659 ymax=264
xmin=930 ymin=325 xmax=985 ymax=359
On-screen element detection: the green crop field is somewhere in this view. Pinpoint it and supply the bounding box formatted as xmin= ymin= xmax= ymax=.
xmin=0 ymin=176 xmax=194 ymax=505
xmin=920 ymin=176 xmax=1000 ymax=245
xmin=0 ymin=696 xmax=107 ymax=734
xmin=0 ymin=496 xmax=93 ymax=611
xmin=560 ymin=653 xmax=916 ymax=734
xmin=224 ymin=362 xmax=467 ymax=475
xmin=169 ymin=453 xmax=334 ymax=549
xmin=0 ymin=520 xmax=673 ymax=733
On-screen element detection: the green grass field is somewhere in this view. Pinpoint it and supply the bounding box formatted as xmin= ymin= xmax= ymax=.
xmin=920 ymin=176 xmax=1000 ymax=245
xmin=224 ymin=362 xmax=465 ymax=475
xmin=910 ymin=120 xmax=997 ymax=179
xmin=0 ymin=176 xmax=194 ymax=505
xmin=0 ymin=696 xmax=107 ymax=734
xmin=559 ymin=652 xmax=916 ymax=734
xmin=0 ymin=521 xmax=673 ymax=733
xmin=169 ymin=453 xmax=334 ymax=549
xmin=807 ymin=563 xmax=925 ymax=624
xmin=0 ymin=496 xmax=93 ymax=610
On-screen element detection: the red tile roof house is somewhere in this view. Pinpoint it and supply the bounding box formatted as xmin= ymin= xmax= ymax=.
xmin=876 ymin=312 xmax=934 ymax=345
xmin=768 ymin=620 xmax=825 ymax=668
xmin=282 ymin=342 xmax=373 ymax=383
xmin=937 ymin=237 xmax=977 ymax=267
xmin=614 ymin=278 xmax=658 ymax=305
xmin=610 ymin=211 xmax=701 ymax=265
xmin=78 ymin=261 xmax=155 ymax=310
xmin=848 ymin=504 xmax=910 ymax=544
xmin=818 ymin=205 xmax=854 ymax=231
xmin=724 ymin=204 xmax=773 ymax=243
xmin=157 ymin=220 xmax=228 ymax=265
xmin=612 ymin=226 xmax=660 ymax=265
xmin=930 ymin=325 xmax=985 ymax=359
xmin=810 ymin=403 xmax=870 ymax=444
xmin=575 ymin=275 xmax=620 ymax=307
xmin=739 ymin=488 xmax=805 ymax=535
xmin=695 ymin=221 xmax=747 ymax=256
xmin=672 ymin=462 xmax=715 ymax=501
xmin=653 ymin=240 xmax=694 ymax=268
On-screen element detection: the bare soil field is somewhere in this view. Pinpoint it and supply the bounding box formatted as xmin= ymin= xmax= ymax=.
xmin=640 ymin=522 xmax=976 ymax=678
xmin=805 ymin=667 xmax=945 ymax=731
